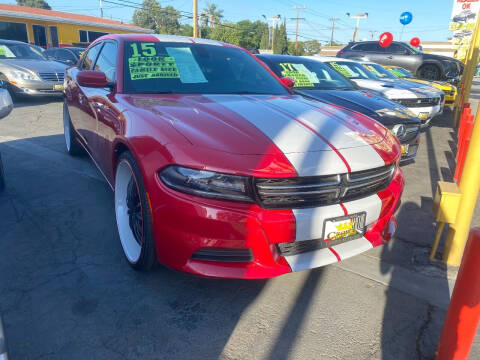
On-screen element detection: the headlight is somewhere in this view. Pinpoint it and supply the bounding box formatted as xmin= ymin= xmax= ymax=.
xmin=8 ymin=70 xmax=38 ymax=81
xmin=159 ymin=165 xmax=254 ymax=202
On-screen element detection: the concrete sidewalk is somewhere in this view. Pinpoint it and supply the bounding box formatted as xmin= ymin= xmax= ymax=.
xmin=0 ymin=97 xmax=478 ymax=359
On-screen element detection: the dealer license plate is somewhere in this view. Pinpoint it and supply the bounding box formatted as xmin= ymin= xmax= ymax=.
xmin=54 ymin=84 xmax=64 ymax=91
xmin=401 ymin=144 xmax=409 ymax=155
xmin=322 ymin=212 xmax=366 ymax=246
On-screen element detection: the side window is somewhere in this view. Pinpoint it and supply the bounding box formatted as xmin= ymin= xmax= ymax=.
xmin=93 ymin=42 xmax=118 ymax=83
xmin=80 ymin=43 xmax=102 ymax=70
xmin=353 ymin=43 xmax=383 ymax=52
xmin=387 ymin=43 xmax=409 ymax=54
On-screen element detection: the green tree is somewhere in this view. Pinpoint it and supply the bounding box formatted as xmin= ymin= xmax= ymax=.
xmin=260 ymin=30 xmax=270 ymax=49
xmin=209 ymin=23 xmax=241 ymax=45
xmin=236 ymin=20 xmax=268 ymax=49
xmin=176 ymin=24 xmax=193 ymax=37
xmin=303 ymin=40 xmax=321 ymax=55
xmin=132 ymin=0 xmax=180 ymax=34
xmin=288 ymin=41 xmax=305 ymax=56
xmin=16 ymin=0 xmax=51 ymax=9
xmin=273 ymin=20 xmax=288 ymax=54
xmin=202 ymin=2 xmax=224 ymax=28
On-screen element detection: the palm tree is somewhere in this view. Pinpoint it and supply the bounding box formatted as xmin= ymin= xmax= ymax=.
xmin=203 ymin=2 xmax=223 ymax=28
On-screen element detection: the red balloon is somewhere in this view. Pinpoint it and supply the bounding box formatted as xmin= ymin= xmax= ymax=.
xmin=379 ymin=32 xmax=393 ymax=48
xmin=410 ymin=37 xmax=420 ymax=47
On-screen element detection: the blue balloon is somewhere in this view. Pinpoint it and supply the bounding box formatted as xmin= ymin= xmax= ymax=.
xmin=400 ymin=11 xmax=413 ymax=25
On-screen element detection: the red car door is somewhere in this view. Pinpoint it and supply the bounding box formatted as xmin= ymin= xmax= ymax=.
xmin=67 ymin=42 xmax=103 ymax=154
xmin=88 ymin=41 xmax=121 ymax=183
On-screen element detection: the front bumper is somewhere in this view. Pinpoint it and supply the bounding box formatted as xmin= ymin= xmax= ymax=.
xmin=8 ymin=79 xmax=63 ymax=97
xmin=400 ymin=135 xmax=420 ymax=163
xmin=147 ymin=167 xmax=404 ymax=279
xmin=406 ymin=104 xmax=442 ymax=126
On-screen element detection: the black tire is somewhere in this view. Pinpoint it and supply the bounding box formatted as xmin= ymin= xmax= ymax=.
xmin=114 ymin=151 xmax=157 ymax=271
xmin=418 ymin=64 xmax=441 ymax=81
xmin=63 ymin=100 xmax=83 ymax=156
xmin=0 ymin=153 xmax=5 ymax=191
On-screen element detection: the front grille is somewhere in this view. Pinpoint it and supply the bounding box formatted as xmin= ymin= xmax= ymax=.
xmin=38 ymin=71 xmax=64 ymax=82
xmin=386 ymin=124 xmax=420 ymax=143
xmin=396 ymin=97 xmax=441 ymax=107
xmin=191 ymin=248 xmax=254 ymax=262
xmin=255 ymin=164 xmax=395 ymax=209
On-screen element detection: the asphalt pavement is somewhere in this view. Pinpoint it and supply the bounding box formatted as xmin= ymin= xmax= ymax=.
xmin=0 ymin=96 xmax=479 ymax=360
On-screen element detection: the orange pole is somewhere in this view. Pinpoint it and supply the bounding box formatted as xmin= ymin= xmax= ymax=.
xmin=436 ymin=228 xmax=480 ymax=360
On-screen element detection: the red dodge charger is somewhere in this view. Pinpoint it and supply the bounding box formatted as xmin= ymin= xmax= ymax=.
xmin=63 ymin=34 xmax=404 ymax=279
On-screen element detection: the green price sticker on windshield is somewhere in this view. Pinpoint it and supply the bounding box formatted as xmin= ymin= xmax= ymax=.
xmin=279 ymin=63 xmax=314 ymax=88
xmin=0 ymin=47 xmax=5 ymax=56
xmin=390 ymin=69 xmax=404 ymax=78
xmin=330 ymin=62 xmax=354 ymax=78
xmin=128 ymin=56 xmax=180 ymax=80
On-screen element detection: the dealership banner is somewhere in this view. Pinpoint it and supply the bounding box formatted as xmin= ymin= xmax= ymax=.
xmin=450 ymin=0 xmax=480 ymax=61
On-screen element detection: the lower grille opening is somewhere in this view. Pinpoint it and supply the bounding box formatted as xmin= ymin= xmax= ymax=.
xmin=191 ymin=248 xmax=254 ymax=262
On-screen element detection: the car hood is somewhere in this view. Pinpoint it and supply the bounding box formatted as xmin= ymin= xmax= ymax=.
xmin=380 ymin=78 xmax=443 ymax=96
xmin=295 ymin=89 xmax=419 ymax=125
xmin=123 ymin=94 xmax=388 ymax=156
xmin=352 ymin=79 xmax=432 ymax=99
xmin=0 ymin=59 xmax=67 ymax=73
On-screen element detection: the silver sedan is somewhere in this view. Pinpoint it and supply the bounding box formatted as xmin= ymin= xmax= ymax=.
xmin=0 ymin=40 xmax=67 ymax=98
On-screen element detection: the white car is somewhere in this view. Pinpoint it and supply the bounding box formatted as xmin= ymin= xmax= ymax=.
xmin=309 ymin=56 xmax=444 ymax=126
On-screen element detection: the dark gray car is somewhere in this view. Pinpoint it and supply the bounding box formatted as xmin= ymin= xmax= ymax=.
xmin=337 ymin=41 xmax=463 ymax=82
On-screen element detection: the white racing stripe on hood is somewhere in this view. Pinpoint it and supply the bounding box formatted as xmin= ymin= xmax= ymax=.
xmin=342 ymin=194 xmax=382 ymax=226
xmin=270 ymin=97 xmax=385 ymax=172
xmin=207 ymin=96 xmax=349 ymax=176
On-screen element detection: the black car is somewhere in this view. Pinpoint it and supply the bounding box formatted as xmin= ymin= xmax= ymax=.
xmin=44 ymin=47 xmax=85 ymax=66
xmin=337 ymin=41 xmax=463 ymax=82
xmin=256 ymin=54 xmax=421 ymax=162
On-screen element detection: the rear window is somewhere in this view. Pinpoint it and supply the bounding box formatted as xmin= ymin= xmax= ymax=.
xmin=327 ymin=61 xmax=376 ymax=80
xmin=123 ymin=41 xmax=287 ymax=95
xmin=259 ymin=57 xmax=354 ymax=90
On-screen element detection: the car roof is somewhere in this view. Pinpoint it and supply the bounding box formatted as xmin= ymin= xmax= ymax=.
xmin=0 ymin=39 xmax=30 ymax=45
xmin=47 ymin=47 xmax=85 ymax=51
xmin=93 ymin=33 xmax=230 ymax=48
xmin=305 ymin=55 xmax=358 ymax=63
xmin=256 ymin=54 xmax=321 ymax=63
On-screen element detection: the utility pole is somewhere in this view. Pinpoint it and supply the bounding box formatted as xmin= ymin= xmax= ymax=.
xmin=291 ymin=6 xmax=306 ymax=55
xmin=193 ymin=0 xmax=198 ymax=38
xmin=346 ymin=12 xmax=368 ymax=41
xmin=266 ymin=15 xmax=281 ymax=52
xmin=329 ymin=18 xmax=339 ymax=46
xmin=99 ymin=0 xmax=103 ymax=18
xmin=369 ymin=30 xmax=378 ymax=40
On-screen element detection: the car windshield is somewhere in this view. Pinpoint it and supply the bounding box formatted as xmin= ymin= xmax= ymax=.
xmin=326 ymin=61 xmax=377 ymax=80
xmin=71 ymin=48 xmax=85 ymax=58
xmin=259 ymin=56 xmax=355 ymax=90
xmin=362 ymin=63 xmax=397 ymax=79
xmin=0 ymin=43 xmax=47 ymax=60
xmin=388 ymin=67 xmax=413 ymax=78
xmin=123 ymin=41 xmax=288 ymax=95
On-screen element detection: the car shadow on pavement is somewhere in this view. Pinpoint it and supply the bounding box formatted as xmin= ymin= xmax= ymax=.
xmin=380 ymin=200 xmax=450 ymax=360
xmin=0 ymin=135 xmax=271 ymax=360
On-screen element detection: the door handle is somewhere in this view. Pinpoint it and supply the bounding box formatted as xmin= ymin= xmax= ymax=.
xmin=387 ymin=56 xmax=393 ymax=59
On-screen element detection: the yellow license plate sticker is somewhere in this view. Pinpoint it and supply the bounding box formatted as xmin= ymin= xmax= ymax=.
xmin=401 ymin=144 xmax=409 ymax=154
xmin=418 ymin=112 xmax=429 ymax=120
xmin=54 ymin=84 xmax=64 ymax=90
xmin=323 ymin=213 xmax=366 ymax=245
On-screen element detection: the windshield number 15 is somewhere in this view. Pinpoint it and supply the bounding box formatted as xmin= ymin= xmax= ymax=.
xmin=130 ymin=43 xmax=156 ymax=57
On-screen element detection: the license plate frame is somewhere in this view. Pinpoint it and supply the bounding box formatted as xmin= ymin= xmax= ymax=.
xmin=322 ymin=212 xmax=367 ymax=247
xmin=401 ymin=144 xmax=409 ymax=155
xmin=54 ymin=84 xmax=64 ymax=91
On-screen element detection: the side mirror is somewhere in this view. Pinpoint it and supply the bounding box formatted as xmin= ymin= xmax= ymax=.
xmin=280 ymin=77 xmax=295 ymax=90
xmin=77 ymin=70 xmax=108 ymax=88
